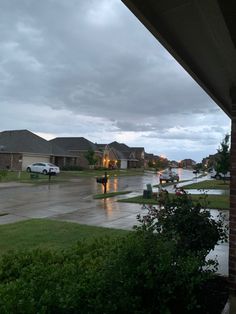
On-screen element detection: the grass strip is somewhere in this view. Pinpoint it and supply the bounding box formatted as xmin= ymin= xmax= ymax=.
xmin=118 ymin=193 xmax=229 ymax=210
xmin=0 ymin=219 xmax=128 ymax=254
xmin=182 ymin=180 xmax=229 ymax=190
xmin=94 ymin=191 xmax=131 ymax=199
xmin=0 ymin=169 xmax=145 ymax=183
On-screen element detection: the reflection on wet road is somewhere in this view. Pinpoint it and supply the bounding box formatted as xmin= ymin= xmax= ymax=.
xmin=0 ymin=169 xmax=229 ymax=275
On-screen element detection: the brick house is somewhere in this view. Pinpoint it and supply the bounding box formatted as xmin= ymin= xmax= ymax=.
xmin=108 ymin=141 xmax=145 ymax=169
xmin=0 ymin=130 xmax=73 ymax=171
xmin=50 ymin=137 xmax=103 ymax=169
xmin=179 ymin=159 xmax=196 ymax=169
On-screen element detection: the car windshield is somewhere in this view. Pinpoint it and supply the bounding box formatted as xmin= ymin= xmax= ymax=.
xmin=48 ymin=163 xmax=56 ymax=167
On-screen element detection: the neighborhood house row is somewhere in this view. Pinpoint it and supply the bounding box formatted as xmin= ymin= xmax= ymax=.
xmin=0 ymin=130 xmax=171 ymax=171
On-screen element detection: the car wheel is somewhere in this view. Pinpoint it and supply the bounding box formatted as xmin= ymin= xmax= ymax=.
xmin=215 ymin=174 xmax=221 ymax=180
xmin=26 ymin=167 xmax=31 ymax=173
xmin=43 ymin=169 xmax=47 ymax=175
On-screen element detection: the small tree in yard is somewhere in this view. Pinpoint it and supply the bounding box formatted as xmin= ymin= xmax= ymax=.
xmin=84 ymin=149 xmax=98 ymax=168
xmin=216 ymin=134 xmax=230 ymax=181
xmin=135 ymin=193 xmax=228 ymax=258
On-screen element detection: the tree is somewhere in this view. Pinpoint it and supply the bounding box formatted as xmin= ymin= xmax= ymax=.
xmin=135 ymin=193 xmax=228 ymax=257
xmin=84 ymin=149 xmax=98 ymax=167
xmin=155 ymin=157 xmax=169 ymax=170
xmin=215 ymin=134 xmax=230 ymax=181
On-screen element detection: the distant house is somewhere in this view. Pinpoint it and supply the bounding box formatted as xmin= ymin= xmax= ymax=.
xmin=0 ymin=130 xmax=73 ymax=171
xmin=96 ymin=144 xmax=119 ymax=169
xmin=108 ymin=142 xmax=145 ymax=169
xmin=179 ymin=158 xmax=196 ymax=169
xmin=169 ymin=160 xmax=179 ymax=168
xmin=144 ymin=153 xmax=163 ymax=168
xmin=50 ymin=137 xmax=103 ymax=168
xmin=95 ymin=142 xmax=145 ymax=169
xmin=201 ymin=154 xmax=219 ymax=170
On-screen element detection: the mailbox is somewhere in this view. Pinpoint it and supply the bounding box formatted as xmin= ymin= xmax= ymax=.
xmin=96 ymin=177 xmax=107 ymax=184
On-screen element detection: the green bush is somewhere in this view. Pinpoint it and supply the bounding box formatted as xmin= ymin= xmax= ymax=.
xmin=135 ymin=193 xmax=228 ymax=256
xmin=93 ymin=232 xmax=215 ymax=314
xmin=60 ymin=165 xmax=84 ymax=171
xmin=0 ymin=170 xmax=7 ymax=181
xmin=0 ymin=233 xmax=216 ymax=313
xmin=0 ymin=193 xmax=228 ymax=313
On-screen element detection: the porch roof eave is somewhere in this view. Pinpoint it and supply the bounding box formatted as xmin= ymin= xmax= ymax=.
xmin=121 ymin=0 xmax=236 ymax=116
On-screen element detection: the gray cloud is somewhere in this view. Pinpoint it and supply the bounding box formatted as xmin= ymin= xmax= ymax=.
xmin=0 ymin=0 xmax=231 ymax=161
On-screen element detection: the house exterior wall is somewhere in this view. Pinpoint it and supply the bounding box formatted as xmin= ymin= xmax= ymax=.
xmin=128 ymin=160 xmax=138 ymax=168
xmin=53 ymin=156 xmax=77 ymax=168
xmin=179 ymin=159 xmax=196 ymax=168
xmin=102 ymin=147 xmax=119 ymax=168
xmin=229 ymin=111 xmax=236 ymax=293
xmin=0 ymin=152 xmax=22 ymax=170
xmin=67 ymin=151 xmax=103 ymax=169
xmin=134 ymin=150 xmax=145 ymax=168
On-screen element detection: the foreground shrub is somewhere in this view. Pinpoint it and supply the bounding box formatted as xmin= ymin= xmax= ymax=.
xmin=135 ymin=194 xmax=228 ymax=256
xmin=0 ymin=233 xmax=217 ymax=313
xmin=94 ymin=232 xmax=216 ymax=314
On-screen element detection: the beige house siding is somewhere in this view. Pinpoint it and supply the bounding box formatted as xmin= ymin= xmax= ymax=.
xmin=22 ymin=154 xmax=50 ymax=170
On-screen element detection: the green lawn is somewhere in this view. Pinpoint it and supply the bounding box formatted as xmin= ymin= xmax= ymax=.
xmin=119 ymin=195 xmax=158 ymax=205
xmin=118 ymin=193 xmax=229 ymax=210
xmin=182 ymin=179 xmax=229 ymax=190
xmin=0 ymin=219 xmax=128 ymax=254
xmin=0 ymin=169 xmax=145 ymax=184
xmin=94 ymin=191 xmax=132 ymax=199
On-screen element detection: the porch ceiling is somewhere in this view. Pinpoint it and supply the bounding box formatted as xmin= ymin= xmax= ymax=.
xmin=122 ymin=0 xmax=236 ymax=117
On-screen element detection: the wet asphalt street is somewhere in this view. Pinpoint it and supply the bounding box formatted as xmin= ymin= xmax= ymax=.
xmin=0 ymin=169 xmax=229 ymax=275
xmin=0 ymin=172 xmax=160 ymax=228
xmin=0 ymin=169 xmax=196 ymax=227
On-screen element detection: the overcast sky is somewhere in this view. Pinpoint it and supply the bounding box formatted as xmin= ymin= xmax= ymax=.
xmin=0 ymin=0 xmax=230 ymax=162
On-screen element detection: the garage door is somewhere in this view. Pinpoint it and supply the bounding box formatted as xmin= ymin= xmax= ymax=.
xmin=22 ymin=155 xmax=50 ymax=170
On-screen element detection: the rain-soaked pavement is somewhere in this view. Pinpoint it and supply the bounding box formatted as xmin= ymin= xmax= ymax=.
xmin=0 ymin=169 xmax=229 ymax=275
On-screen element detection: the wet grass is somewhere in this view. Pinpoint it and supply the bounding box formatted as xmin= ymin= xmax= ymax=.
xmin=118 ymin=194 xmax=229 ymax=209
xmin=0 ymin=219 xmax=128 ymax=254
xmin=94 ymin=191 xmax=132 ymax=199
xmin=0 ymin=169 xmax=145 ymax=184
xmin=182 ymin=179 xmax=229 ymax=190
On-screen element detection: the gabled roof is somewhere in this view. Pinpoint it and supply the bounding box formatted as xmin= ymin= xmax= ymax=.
xmin=0 ymin=130 xmax=71 ymax=156
xmin=50 ymin=137 xmax=98 ymax=152
xmin=0 ymin=130 xmax=52 ymax=154
xmin=145 ymin=153 xmax=154 ymax=158
xmin=96 ymin=144 xmax=107 ymax=151
xmin=130 ymin=147 xmax=144 ymax=152
xmin=109 ymin=141 xmax=130 ymax=152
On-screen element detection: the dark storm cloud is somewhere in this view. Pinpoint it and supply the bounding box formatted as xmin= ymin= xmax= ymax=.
xmin=0 ymin=0 xmax=230 ymax=161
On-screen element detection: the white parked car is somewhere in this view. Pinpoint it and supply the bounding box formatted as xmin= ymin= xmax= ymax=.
xmin=159 ymin=170 xmax=179 ymax=184
xmin=26 ymin=162 xmax=60 ymax=175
